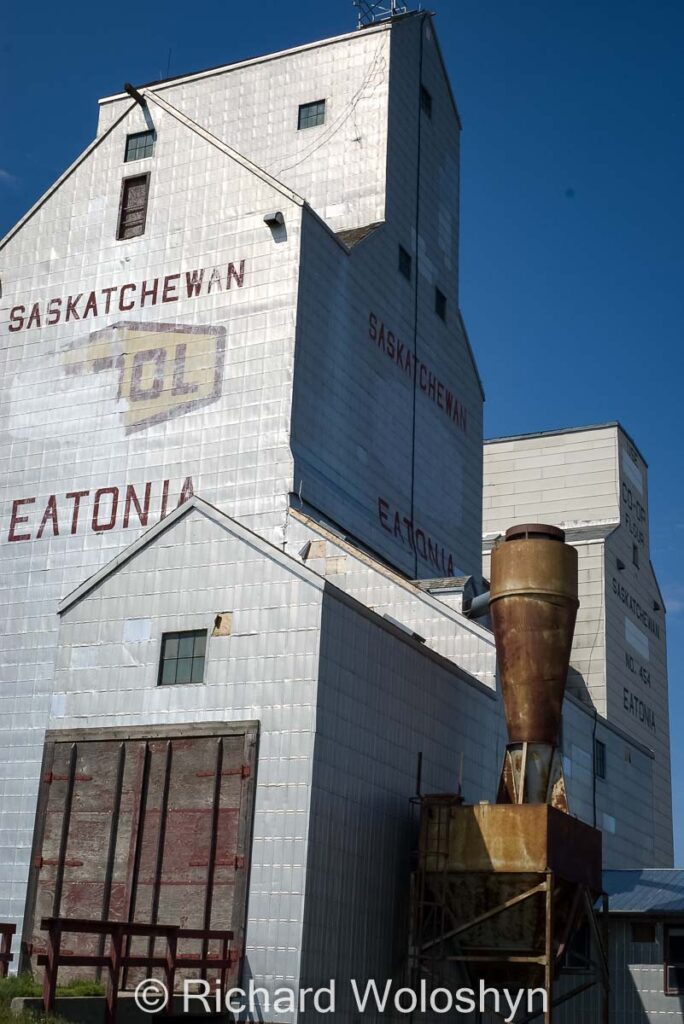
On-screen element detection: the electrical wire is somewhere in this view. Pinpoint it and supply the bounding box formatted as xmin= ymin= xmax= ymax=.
xmin=276 ymin=38 xmax=387 ymax=176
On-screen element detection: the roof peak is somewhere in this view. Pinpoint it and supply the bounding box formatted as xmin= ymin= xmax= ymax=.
xmin=99 ymin=16 xmax=402 ymax=105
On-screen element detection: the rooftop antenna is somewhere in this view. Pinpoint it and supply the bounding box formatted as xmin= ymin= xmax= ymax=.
xmin=353 ymin=0 xmax=410 ymax=27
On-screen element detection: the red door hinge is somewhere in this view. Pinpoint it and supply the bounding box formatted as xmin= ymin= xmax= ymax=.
xmin=34 ymin=857 xmax=83 ymax=868
xmin=195 ymin=764 xmax=251 ymax=779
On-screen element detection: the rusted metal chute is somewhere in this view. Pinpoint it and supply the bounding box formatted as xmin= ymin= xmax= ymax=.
xmin=490 ymin=524 xmax=579 ymax=810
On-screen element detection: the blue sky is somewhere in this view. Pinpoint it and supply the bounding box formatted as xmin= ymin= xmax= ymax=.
xmin=2 ymin=0 xmax=683 ymax=858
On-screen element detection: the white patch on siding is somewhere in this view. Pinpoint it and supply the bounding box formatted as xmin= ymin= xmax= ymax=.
xmin=625 ymin=618 xmax=649 ymax=661
xmin=50 ymin=693 xmax=66 ymax=718
xmin=602 ymin=812 xmax=616 ymax=834
xmin=123 ymin=618 xmax=152 ymax=642
xmin=622 ymin=451 xmax=643 ymax=494
xmin=70 ymin=645 xmax=101 ymax=669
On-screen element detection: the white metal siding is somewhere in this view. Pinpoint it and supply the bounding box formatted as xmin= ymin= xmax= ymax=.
xmin=54 ymin=508 xmax=324 ymax=1010
xmin=97 ymin=27 xmax=392 ymax=234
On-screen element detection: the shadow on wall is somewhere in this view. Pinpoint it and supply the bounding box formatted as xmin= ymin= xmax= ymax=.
xmin=566 ymin=666 xmax=595 ymax=708
xmin=297 ymin=584 xmax=454 ymax=1022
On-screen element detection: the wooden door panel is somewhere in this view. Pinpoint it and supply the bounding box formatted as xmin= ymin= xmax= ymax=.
xmin=23 ymin=724 xmax=258 ymax=990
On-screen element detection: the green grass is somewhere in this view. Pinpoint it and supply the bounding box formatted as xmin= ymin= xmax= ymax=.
xmin=0 ymin=974 xmax=105 ymax=1024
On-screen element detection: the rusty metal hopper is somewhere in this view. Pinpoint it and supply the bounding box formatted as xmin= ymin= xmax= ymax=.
xmin=412 ymin=798 xmax=605 ymax=994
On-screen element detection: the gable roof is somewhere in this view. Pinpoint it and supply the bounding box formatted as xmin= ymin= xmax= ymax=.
xmin=98 ymin=19 xmax=394 ymax=103
xmin=0 ymin=101 xmax=136 ymax=252
xmin=56 ymin=493 xmax=498 ymax=701
xmin=604 ymin=870 xmax=684 ymax=914
xmin=58 ymin=495 xmax=325 ymax=614
xmin=0 ymin=86 xmax=350 ymax=256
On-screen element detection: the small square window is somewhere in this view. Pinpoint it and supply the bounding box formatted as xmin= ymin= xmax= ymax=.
xmin=631 ymin=922 xmax=656 ymax=944
xmin=435 ymin=287 xmax=447 ymax=321
xmin=398 ymin=245 xmax=412 ymax=280
xmin=117 ymin=173 xmax=150 ymax=240
xmin=420 ymin=85 xmax=433 ymax=118
xmin=594 ymin=738 xmax=606 ymax=780
xmin=158 ymin=629 xmax=207 ymax=685
xmin=298 ymin=100 xmax=326 ymax=130
xmin=124 ymin=130 xmax=156 ymax=162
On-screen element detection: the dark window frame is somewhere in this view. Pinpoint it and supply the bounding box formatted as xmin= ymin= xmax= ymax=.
xmin=157 ymin=628 xmax=208 ymax=686
xmin=124 ymin=129 xmax=156 ymax=162
xmin=297 ymin=99 xmax=326 ymax=130
xmin=562 ymin=921 xmax=592 ymax=973
xmin=420 ymin=84 xmax=433 ymax=118
xmin=116 ymin=172 xmax=151 ymax=241
xmin=665 ymin=926 xmax=684 ymax=995
xmin=594 ymin=738 xmax=606 ymax=780
xmin=633 ymin=543 xmax=640 ymax=568
xmin=435 ymin=286 xmax=447 ymax=321
xmin=398 ymin=244 xmax=412 ymax=280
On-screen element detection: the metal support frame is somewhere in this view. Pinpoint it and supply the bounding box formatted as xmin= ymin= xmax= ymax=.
xmin=410 ymin=861 xmax=610 ymax=1023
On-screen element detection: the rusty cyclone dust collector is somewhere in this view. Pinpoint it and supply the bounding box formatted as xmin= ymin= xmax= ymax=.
xmin=411 ymin=525 xmax=607 ymax=1018
xmin=491 ymin=524 xmax=578 ymax=808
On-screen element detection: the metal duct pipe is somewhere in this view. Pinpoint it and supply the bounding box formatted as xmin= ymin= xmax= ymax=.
xmin=463 ymin=590 xmax=491 ymax=620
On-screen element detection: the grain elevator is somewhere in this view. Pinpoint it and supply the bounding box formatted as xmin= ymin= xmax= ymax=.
xmin=0 ymin=5 xmax=675 ymax=1022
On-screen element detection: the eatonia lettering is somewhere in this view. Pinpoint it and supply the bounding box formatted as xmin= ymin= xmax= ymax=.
xmin=378 ymin=496 xmax=457 ymax=577
xmin=623 ymin=686 xmax=656 ymax=733
xmin=7 ymin=261 xmax=246 ymax=333
xmin=612 ymin=577 xmax=660 ymax=638
xmin=6 ymin=477 xmax=194 ymax=542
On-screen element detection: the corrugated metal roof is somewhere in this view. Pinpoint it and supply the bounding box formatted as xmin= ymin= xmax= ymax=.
xmin=604 ymin=870 xmax=684 ymax=914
